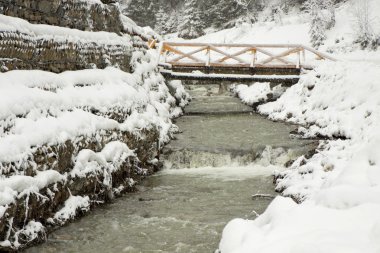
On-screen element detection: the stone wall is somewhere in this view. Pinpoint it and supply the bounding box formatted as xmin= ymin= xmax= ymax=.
xmin=0 ymin=0 xmax=176 ymax=251
xmin=0 ymin=0 xmax=152 ymax=73
xmin=0 ymin=31 xmax=133 ymax=73
xmin=0 ymin=128 xmax=161 ymax=251
xmin=0 ymin=0 xmax=123 ymax=34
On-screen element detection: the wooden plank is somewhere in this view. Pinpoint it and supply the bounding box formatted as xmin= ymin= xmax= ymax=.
xmin=258 ymin=47 xmax=301 ymax=65
xmin=164 ymin=44 xmax=204 ymax=63
xmin=168 ymin=62 xmax=206 ymax=67
xmin=255 ymin=48 xmax=294 ymax=65
xmin=162 ymin=42 xmax=337 ymax=62
xmin=163 ymin=42 xmax=302 ymax=49
xmin=209 ymin=45 xmax=249 ymax=64
xmin=250 ymin=49 xmax=257 ymax=67
xmin=148 ymin=39 xmax=156 ymax=49
xmin=170 ymin=46 xmax=208 ymax=63
xmin=216 ymin=47 xmax=252 ymax=63
xmin=301 ymin=45 xmax=337 ymax=61
xmin=160 ymin=42 xmax=336 ymax=71
xmin=160 ymin=70 xmax=300 ymax=85
xmin=169 ymin=62 xmax=299 ymax=69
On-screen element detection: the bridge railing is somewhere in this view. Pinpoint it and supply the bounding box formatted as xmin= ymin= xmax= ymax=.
xmin=158 ymin=42 xmax=336 ymax=70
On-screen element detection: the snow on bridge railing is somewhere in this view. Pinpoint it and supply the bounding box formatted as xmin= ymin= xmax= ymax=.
xmin=157 ymin=42 xmax=336 ymax=70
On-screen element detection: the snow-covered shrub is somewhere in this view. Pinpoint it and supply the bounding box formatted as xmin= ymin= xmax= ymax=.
xmin=304 ymin=0 xmax=336 ymax=48
xmin=233 ymin=83 xmax=286 ymax=106
xmin=352 ymin=0 xmax=378 ymax=50
xmin=233 ymin=83 xmax=271 ymax=105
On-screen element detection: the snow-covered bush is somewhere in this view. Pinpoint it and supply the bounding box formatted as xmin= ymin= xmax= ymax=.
xmin=233 ymin=83 xmax=271 ymax=105
xmin=352 ymin=0 xmax=378 ymax=50
xmin=304 ymin=0 xmax=336 ymax=48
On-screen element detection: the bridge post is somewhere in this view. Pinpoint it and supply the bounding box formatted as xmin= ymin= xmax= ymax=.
xmin=302 ymin=49 xmax=306 ymax=65
xmin=206 ymin=46 xmax=211 ymax=67
xmin=218 ymin=81 xmax=230 ymax=94
xmin=297 ymin=50 xmax=301 ymax=69
xmin=250 ymin=48 xmax=257 ymax=68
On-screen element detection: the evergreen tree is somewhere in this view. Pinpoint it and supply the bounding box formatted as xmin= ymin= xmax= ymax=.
xmin=272 ymin=6 xmax=284 ymax=25
xmin=178 ymin=0 xmax=205 ymax=39
xmin=235 ymin=0 xmax=257 ymax=24
xmin=123 ymin=0 xmax=157 ymax=28
xmin=352 ymin=0 xmax=376 ymax=49
xmin=324 ymin=0 xmax=336 ymax=29
xmin=199 ymin=0 xmax=247 ymax=29
xmin=166 ymin=11 xmax=179 ymax=34
xmin=154 ymin=7 xmax=169 ymax=34
xmin=304 ymin=0 xmax=327 ymax=49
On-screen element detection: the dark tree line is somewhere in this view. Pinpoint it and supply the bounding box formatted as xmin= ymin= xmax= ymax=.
xmin=122 ymin=0 xmax=309 ymax=38
xmin=122 ymin=0 xmax=379 ymax=50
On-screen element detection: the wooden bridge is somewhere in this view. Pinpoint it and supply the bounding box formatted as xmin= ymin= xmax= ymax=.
xmin=156 ymin=41 xmax=336 ymax=85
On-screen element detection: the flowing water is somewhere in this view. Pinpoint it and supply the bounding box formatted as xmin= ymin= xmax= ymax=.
xmin=26 ymin=169 xmax=276 ymax=253
xmin=26 ymin=84 xmax=317 ymax=253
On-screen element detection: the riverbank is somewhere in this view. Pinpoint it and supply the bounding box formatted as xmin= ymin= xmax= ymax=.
xmin=219 ymin=60 xmax=380 ymax=253
xmin=0 ymin=63 xmax=190 ymax=251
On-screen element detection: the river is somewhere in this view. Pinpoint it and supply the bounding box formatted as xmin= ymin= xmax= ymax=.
xmin=26 ymin=83 xmax=316 ymax=253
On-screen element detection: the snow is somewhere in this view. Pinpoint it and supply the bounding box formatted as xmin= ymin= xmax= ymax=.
xmin=12 ymin=221 xmax=45 ymax=248
xmin=220 ymin=51 xmax=380 ymax=253
xmin=0 ymin=65 xmax=182 ymax=163
xmin=54 ymin=195 xmax=90 ymax=224
xmin=0 ymin=14 xmax=133 ymax=46
xmin=258 ymin=60 xmax=380 ymax=201
xmin=0 ymin=220 xmax=45 ymax=248
xmin=1 ymin=0 xmax=379 ymax=250
xmin=232 ymin=83 xmax=271 ymax=105
xmin=215 ymin=1 xmax=380 ymax=252
xmin=0 ymin=171 xmax=65 ymax=206
xmin=220 ymin=68 xmax=380 ymax=250
xmin=71 ymin=141 xmax=135 ymax=179
xmin=0 ymin=206 xmax=7 ymax=218
xmin=0 ymin=62 xmax=187 ymax=244
xmin=220 ymin=197 xmax=380 ymax=253
xmin=162 ymin=71 xmax=300 ymax=81
xmin=0 ymin=0 xmax=191 ymax=249
xmin=0 ymin=48 xmax=188 ymax=248
xmin=167 ymin=0 xmax=380 ymax=63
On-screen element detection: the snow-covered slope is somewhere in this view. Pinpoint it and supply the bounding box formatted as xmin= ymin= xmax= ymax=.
xmin=168 ymin=0 xmax=380 ymax=61
xmin=220 ymin=60 xmax=380 ymax=253
xmin=206 ymin=1 xmax=380 ymax=252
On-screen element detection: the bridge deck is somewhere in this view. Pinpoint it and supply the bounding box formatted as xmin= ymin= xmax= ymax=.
xmin=161 ymin=70 xmax=300 ymax=85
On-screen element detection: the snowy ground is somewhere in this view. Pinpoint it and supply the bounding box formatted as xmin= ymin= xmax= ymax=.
xmin=162 ymin=0 xmax=380 ymax=252
xmin=220 ymin=60 xmax=380 ymax=253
